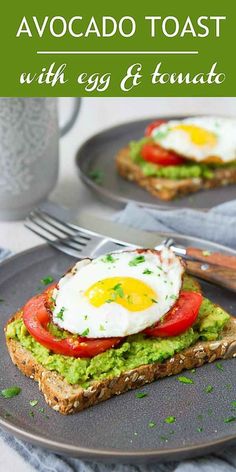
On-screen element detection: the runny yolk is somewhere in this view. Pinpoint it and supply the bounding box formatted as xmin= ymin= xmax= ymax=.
xmin=173 ymin=124 xmax=217 ymax=146
xmin=85 ymin=277 xmax=157 ymax=312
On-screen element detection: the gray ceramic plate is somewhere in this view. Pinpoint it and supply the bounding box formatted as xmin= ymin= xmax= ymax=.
xmin=76 ymin=116 xmax=236 ymax=210
xmin=0 ymin=238 xmax=236 ymax=464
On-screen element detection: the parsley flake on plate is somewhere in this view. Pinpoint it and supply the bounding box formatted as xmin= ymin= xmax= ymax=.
xmin=148 ymin=421 xmax=156 ymax=428
xmin=135 ymin=392 xmax=148 ymax=399
xmin=1 ymin=386 xmax=21 ymax=398
xmin=224 ymin=416 xmax=236 ymax=424
xmin=29 ymin=400 xmax=38 ymax=407
xmin=40 ymin=276 xmax=54 ymax=286
xmin=164 ymin=416 xmax=176 ymax=424
xmin=204 ymin=385 xmax=214 ymax=394
xmin=177 ymin=376 xmax=194 ymax=385
xmin=143 ymin=269 xmax=153 ymax=275
xmin=89 ymin=170 xmax=104 ymax=184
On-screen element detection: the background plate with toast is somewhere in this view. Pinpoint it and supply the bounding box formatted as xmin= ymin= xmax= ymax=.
xmin=76 ymin=116 xmax=236 ymax=210
xmin=0 ymin=235 xmax=236 ymax=463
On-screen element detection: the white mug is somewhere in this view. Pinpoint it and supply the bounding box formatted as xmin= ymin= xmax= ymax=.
xmin=0 ymin=97 xmax=80 ymax=220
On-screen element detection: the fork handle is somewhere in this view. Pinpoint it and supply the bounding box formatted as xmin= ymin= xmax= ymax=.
xmin=187 ymin=247 xmax=236 ymax=270
xmin=186 ymin=260 xmax=236 ymax=293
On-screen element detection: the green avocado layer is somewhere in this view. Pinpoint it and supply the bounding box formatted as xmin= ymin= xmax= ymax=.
xmin=129 ymin=138 xmax=236 ymax=181
xmin=6 ymin=276 xmax=230 ymax=387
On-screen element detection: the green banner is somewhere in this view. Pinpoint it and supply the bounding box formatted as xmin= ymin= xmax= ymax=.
xmin=1 ymin=0 xmax=235 ymax=96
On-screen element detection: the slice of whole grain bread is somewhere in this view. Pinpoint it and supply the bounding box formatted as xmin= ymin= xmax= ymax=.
xmin=116 ymin=147 xmax=236 ymax=201
xmin=5 ymin=311 xmax=236 ymax=415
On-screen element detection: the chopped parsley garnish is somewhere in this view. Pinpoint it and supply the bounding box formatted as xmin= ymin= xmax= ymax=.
xmin=99 ymin=324 xmax=105 ymax=332
xmin=135 ymin=392 xmax=148 ymax=399
xmin=29 ymin=411 xmax=34 ymax=417
xmin=169 ymin=294 xmax=177 ymax=300
xmin=134 ymin=432 xmax=138 ymax=436
xmin=56 ymin=307 xmax=65 ymax=320
xmin=224 ymin=416 xmax=236 ymax=423
xmin=197 ymin=414 xmax=203 ymax=421
xmin=129 ymin=255 xmax=145 ymax=267
xmin=231 ymin=401 xmax=236 ymax=408
xmin=177 ymin=376 xmax=194 ymax=385
xmin=202 ymin=251 xmax=211 ymax=257
xmin=160 ymin=435 xmax=169 ymax=442
xmin=226 ymin=384 xmax=232 ymax=391
xmin=148 ymin=421 xmax=156 ymax=428
xmin=81 ymin=328 xmax=90 ymax=337
xmin=102 ymin=254 xmax=116 ymax=263
xmin=29 ymin=400 xmax=38 ymax=407
xmin=112 ymin=283 xmax=124 ymax=298
xmin=164 ymin=416 xmax=176 ymax=424
xmin=40 ymin=276 xmax=54 ymax=285
xmin=84 ymin=315 xmax=88 ymax=320
xmin=143 ymin=269 xmax=153 ymax=275
xmin=157 ymin=266 xmax=163 ymax=271
xmin=151 ymin=298 xmax=158 ymax=304
xmin=39 ymin=407 xmax=45 ymax=413
xmin=197 ymin=427 xmax=203 ymax=432
xmin=1 ymin=386 xmax=21 ymax=398
xmin=204 ymin=385 xmax=214 ymax=394
xmin=191 ymin=369 xmax=196 ymax=373
xmin=216 ymin=362 xmax=224 ymax=371
xmin=89 ymin=170 xmax=104 ymax=185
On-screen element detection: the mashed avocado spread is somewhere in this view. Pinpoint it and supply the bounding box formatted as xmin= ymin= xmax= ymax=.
xmin=129 ymin=138 xmax=236 ymax=180
xmin=6 ymin=276 xmax=229 ymax=387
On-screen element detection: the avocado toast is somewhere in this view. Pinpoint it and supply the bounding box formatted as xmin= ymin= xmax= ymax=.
xmin=116 ymin=117 xmax=236 ymax=201
xmin=5 ymin=249 xmax=236 ymax=415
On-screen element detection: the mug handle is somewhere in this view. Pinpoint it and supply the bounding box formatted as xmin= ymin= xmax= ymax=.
xmin=59 ymin=98 xmax=81 ymax=137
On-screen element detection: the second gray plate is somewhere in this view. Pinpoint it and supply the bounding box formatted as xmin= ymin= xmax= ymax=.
xmin=0 ymin=236 xmax=236 ymax=463
xmin=76 ymin=116 xmax=236 ymax=210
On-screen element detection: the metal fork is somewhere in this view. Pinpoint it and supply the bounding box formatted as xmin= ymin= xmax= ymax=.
xmin=24 ymin=209 xmax=132 ymax=259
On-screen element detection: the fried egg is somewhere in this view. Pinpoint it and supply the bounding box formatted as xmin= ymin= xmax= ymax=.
xmin=151 ymin=117 xmax=236 ymax=163
xmin=52 ymin=248 xmax=184 ymax=338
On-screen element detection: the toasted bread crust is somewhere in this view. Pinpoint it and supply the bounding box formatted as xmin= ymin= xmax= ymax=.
xmin=5 ymin=311 xmax=236 ymax=415
xmin=116 ymin=147 xmax=236 ymax=201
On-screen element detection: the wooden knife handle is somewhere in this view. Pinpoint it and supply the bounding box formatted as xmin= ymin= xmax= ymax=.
xmin=187 ymin=246 xmax=236 ymax=270
xmin=186 ymin=260 xmax=236 ymax=293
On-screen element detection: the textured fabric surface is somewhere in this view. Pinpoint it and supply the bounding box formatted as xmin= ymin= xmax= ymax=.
xmin=1 ymin=199 xmax=236 ymax=471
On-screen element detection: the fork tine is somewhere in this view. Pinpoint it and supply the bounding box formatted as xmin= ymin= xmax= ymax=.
xmin=27 ymin=215 xmax=84 ymax=252
xmin=26 ymin=214 xmax=86 ymax=251
xmin=38 ymin=208 xmax=102 ymax=239
xmin=24 ymin=221 xmax=83 ymax=258
xmin=34 ymin=209 xmax=90 ymax=241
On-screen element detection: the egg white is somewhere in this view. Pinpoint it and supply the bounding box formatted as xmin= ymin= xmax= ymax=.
xmin=151 ymin=117 xmax=236 ymax=163
xmin=52 ymin=248 xmax=184 ymax=338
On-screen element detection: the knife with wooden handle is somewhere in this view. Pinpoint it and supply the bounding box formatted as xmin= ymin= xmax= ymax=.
xmin=186 ymin=247 xmax=236 ymax=270
xmin=40 ymin=205 xmax=236 ymax=292
xmin=186 ymin=259 xmax=236 ymax=293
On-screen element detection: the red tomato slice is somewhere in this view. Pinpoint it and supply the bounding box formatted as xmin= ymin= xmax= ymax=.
xmin=145 ymin=119 xmax=167 ymax=137
xmin=144 ymin=291 xmax=203 ymax=338
xmin=23 ymin=290 xmax=121 ymax=358
xmin=141 ymin=143 xmax=185 ymax=166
